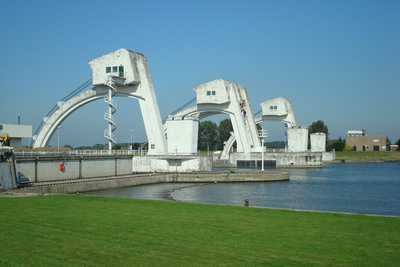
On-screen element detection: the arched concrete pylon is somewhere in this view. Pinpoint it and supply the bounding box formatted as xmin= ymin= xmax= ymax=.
xmin=34 ymin=49 xmax=168 ymax=155
xmin=219 ymin=97 xmax=298 ymax=159
xmin=167 ymin=79 xmax=261 ymax=155
xmin=32 ymin=88 xmax=144 ymax=148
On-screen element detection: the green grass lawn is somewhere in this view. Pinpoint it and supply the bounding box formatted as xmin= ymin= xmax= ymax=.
xmin=335 ymin=151 xmax=400 ymax=161
xmin=1 ymin=195 xmax=399 ymax=266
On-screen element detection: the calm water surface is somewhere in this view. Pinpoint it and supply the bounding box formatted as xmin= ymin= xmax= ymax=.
xmin=82 ymin=162 xmax=400 ymax=216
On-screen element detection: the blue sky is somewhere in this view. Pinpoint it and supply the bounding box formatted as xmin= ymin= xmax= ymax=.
xmin=1 ymin=0 xmax=399 ymax=147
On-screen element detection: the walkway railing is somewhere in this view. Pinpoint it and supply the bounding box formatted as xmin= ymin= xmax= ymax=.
xmin=15 ymin=150 xmax=148 ymax=157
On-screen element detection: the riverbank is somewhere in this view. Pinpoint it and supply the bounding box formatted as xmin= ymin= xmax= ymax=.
xmin=335 ymin=151 xmax=400 ymax=161
xmin=0 ymin=195 xmax=398 ymax=266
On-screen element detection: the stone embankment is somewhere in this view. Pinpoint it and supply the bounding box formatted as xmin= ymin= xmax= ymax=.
xmin=10 ymin=171 xmax=289 ymax=195
xmin=333 ymin=159 xmax=400 ymax=163
xmin=166 ymin=171 xmax=289 ymax=182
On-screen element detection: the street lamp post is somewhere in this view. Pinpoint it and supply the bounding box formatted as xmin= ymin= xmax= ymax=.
xmin=130 ymin=130 xmax=135 ymax=151
xmin=57 ymin=126 xmax=62 ymax=153
xmin=259 ymin=127 xmax=268 ymax=171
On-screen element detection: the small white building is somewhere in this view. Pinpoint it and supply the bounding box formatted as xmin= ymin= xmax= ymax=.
xmin=259 ymin=97 xmax=297 ymax=127
xmin=88 ymin=49 xmax=141 ymax=87
xmin=0 ymin=124 xmax=32 ymax=147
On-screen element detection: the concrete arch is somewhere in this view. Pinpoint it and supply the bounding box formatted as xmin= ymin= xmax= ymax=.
xmin=166 ymin=79 xmax=261 ymax=156
xmin=171 ymin=95 xmax=299 ymax=160
xmin=34 ymin=49 xmax=168 ymax=155
xmin=220 ymin=97 xmax=298 ymax=159
xmin=33 ymin=87 xmax=145 ymax=148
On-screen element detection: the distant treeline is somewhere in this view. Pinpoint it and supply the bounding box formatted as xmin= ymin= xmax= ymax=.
xmin=64 ymin=142 xmax=146 ymax=151
xmin=61 ymin=141 xmax=286 ymax=151
xmin=264 ymin=141 xmax=286 ymax=148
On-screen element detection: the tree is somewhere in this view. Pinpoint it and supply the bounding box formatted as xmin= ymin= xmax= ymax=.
xmin=218 ymin=119 xmax=233 ymax=150
xmin=63 ymin=145 xmax=73 ymax=150
xmin=198 ymin=120 xmax=218 ymax=151
xmin=326 ymin=141 xmax=345 ymax=152
xmin=308 ymin=120 xmax=329 ymax=139
xmin=92 ymin=143 xmax=106 ymax=150
xmin=394 ymin=139 xmax=400 ymax=151
xmin=132 ymin=142 xmax=141 ymax=150
xmin=265 ymin=141 xmax=286 ymax=149
xmin=386 ymin=138 xmax=392 ymax=151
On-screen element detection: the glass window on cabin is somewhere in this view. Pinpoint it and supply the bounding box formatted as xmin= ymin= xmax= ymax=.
xmin=112 ymin=66 xmax=118 ymax=72
xmin=274 ymin=106 xmax=277 ymax=109
xmin=207 ymin=91 xmax=211 ymax=95
xmin=270 ymin=106 xmax=273 ymax=109
xmin=106 ymin=67 xmax=111 ymax=73
xmin=119 ymin=66 xmax=124 ymax=77
xmin=212 ymin=91 xmax=216 ymax=95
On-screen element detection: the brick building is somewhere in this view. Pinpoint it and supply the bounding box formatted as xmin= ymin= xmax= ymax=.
xmin=345 ymin=128 xmax=387 ymax=151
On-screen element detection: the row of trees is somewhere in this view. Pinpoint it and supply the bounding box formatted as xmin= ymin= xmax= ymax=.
xmin=63 ymin=142 xmax=148 ymax=151
xmin=198 ymin=119 xmax=234 ymax=151
xmin=61 ymin=119 xmax=400 ymax=152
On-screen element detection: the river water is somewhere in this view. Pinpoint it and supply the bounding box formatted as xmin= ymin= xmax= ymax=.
xmin=82 ymin=162 xmax=400 ymax=217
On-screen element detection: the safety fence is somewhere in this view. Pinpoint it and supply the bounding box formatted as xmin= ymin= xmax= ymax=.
xmin=15 ymin=149 xmax=148 ymax=157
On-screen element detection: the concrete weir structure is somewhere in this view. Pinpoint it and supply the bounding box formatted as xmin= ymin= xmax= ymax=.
xmin=32 ymin=49 xmax=212 ymax=172
xmin=31 ymin=48 xmax=331 ymax=172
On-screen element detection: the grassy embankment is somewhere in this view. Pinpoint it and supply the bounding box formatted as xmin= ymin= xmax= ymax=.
xmin=1 ymin=195 xmax=399 ymax=266
xmin=335 ymin=151 xmax=400 ymax=161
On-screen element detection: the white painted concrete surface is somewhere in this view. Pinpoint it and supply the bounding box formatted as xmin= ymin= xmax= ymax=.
xmin=310 ymin=132 xmax=326 ymax=152
xmin=132 ymin=155 xmax=212 ymax=172
xmin=287 ymin=126 xmax=308 ymax=152
xmin=166 ymin=118 xmax=199 ymax=155
xmin=257 ymin=97 xmax=297 ymax=126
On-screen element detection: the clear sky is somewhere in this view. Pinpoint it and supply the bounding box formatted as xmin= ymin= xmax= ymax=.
xmin=1 ymin=0 xmax=399 ymax=148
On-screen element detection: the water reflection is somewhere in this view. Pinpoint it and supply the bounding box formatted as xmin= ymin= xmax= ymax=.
xmin=82 ymin=163 xmax=400 ymax=216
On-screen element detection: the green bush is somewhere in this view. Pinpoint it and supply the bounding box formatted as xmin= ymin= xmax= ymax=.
xmin=343 ymin=144 xmax=353 ymax=151
xmin=327 ymin=141 xmax=346 ymax=152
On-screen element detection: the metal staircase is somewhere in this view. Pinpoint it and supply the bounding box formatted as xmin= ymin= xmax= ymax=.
xmin=104 ymin=76 xmax=117 ymax=152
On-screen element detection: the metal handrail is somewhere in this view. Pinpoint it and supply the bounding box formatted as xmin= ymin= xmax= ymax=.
xmin=14 ymin=149 xmax=148 ymax=157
